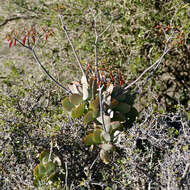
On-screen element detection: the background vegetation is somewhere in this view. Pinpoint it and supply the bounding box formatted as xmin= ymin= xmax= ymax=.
xmin=0 ymin=0 xmax=189 ymax=189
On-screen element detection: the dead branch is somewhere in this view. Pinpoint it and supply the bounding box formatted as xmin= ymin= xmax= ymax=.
xmin=0 ymin=15 xmax=38 ymax=27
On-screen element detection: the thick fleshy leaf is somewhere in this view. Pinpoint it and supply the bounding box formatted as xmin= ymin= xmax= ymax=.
xmin=81 ymin=75 xmax=88 ymax=100
xmin=38 ymin=163 xmax=46 ymax=176
xmin=62 ymin=97 xmax=74 ymax=112
xmin=93 ymin=129 xmax=103 ymax=144
xmin=99 ymin=144 xmax=114 ymax=151
xmin=112 ymin=111 xmax=126 ymax=121
xmin=44 ymin=162 xmax=56 ymax=176
xmin=111 ymin=86 xmax=123 ymax=99
xmin=101 ymin=131 xmax=111 ymax=142
xmin=22 ymin=35 xmax=26 ymax=45
xmin=100 ymin=149 xmax=110 ymax=164
xmin=69 ymin=94 xmax=83 ymax=105
xmin=110 ymin=121 xmax=121 ymax=134
xmin=68 ymin=83 xmax=80 ymax=94
xmin=71 ymin=102 xmax=85 ymax=119
xmin=103 ymin=91 xmax=111 ymax=106
xmin=33 ymin=179 xmax=38 ymax=187
xmin=93 ymin=110 xmax=99 ymax=119
xmin=46 ymin=170 xmax=57 ymax=181
xmin=9 ymin=39 xmax=13 ymax=48
xmin=111 ymin=98 xmax=120 ymax=108
xmin=106 ymin=83 xmax=114 ymax=94
xmin=83 ymin=133 xmax=94 ymax=146
xmin=104 ymin=115 xmax=111 ymax=132
xmin=39 ymin=151 xmax=49 ymax=163
xmin=113 ymin=102 xmax=131 ymax=114
xmin=115 ymin=94 xmax=126 ymax=102
xmin=123 ymin=92 xmax=135 ymax=105
xmin=34 ymin=165 xmax=41 ymax=178
xmin=89 ymin=96 xmax=99 ymax=111
xmin=96 ymin=115 xmax=109 ymax=124
xmin=83 ymin=110 xmax=94 ymax=124
xmin=125 ymin=107 xmax=138 ymax=127
xmin=110 ymin=121 xmax=121 ymax=129
xmin=89 ymin=77 xmax=97 ymax=98
xmin=97 ymin=115 xmax=111 ymax=132
xmin=33 ymin=155 xmax=57 ymax=186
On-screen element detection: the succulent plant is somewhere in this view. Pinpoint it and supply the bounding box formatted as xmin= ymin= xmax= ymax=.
xmin=33 ymin=151 xmax=61 ymax=187
xmin=61 ymin=79 xmax=138 ymax=164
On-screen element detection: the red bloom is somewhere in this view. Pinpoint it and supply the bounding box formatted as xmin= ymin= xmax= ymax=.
xmin=22 ymin=36 xmax=27 ymax=45
xmin=97 ymin=80 xmax=99 ymax=88
xmin=32 ymin=36 xmax=36 ymax=44
xmin=120 ymin=79 xmax=125 ymax=86
xmin=45 ymin=32 xmax=48 ymax=40
xmin=13 ymin=39 xmax=16 ymax=46
xmin=86 ymin=64 xmax=90 ymax=72
xmin=9 ymin=40 xmax=13 ymax=48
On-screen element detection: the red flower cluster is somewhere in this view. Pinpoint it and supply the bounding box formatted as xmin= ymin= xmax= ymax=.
xmin=5 ymin=26 xmax=54 ymax=48
xmin=85 ymin=61 xmax=126 ymax=88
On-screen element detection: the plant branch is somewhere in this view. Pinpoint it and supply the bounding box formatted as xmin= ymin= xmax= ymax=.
xmin=123 ymin=47 xmax=171 ymax=93
xmin=15 ymin=37 xmax=72 ymax=94
xmin=91 ymin=10 xmax=113 ymax=132
xmin=139 ymin=46 xmax=171 ymax=93
xmin=136 ymin=166 xmax=165 ymax=188
xmin=122 ymin=33 xmax=175 ymax=94
xmin=98 ymin=85 xmax=106 ymax=132
xmin=92 ymin=11 xmax=113 ymax=78
xmin=31 ymin=48 xmax=72 ymax=94
xmin=59 ymin=15 xmax=86 ymax=78
xmin=98 ymin=16 xmax=113 ymax=38
xmin=0 ymin=15 xmax=38 ymax=27
xmin=14 ymin=38 xmax=30 ymax=49
xmin=94 ymin=15 xmax=99 ymax=78
xmin=65 ymin=162 xmax=68 ymax=190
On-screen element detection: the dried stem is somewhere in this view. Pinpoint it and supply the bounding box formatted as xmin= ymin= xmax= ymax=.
xmin=98 ymin=85 xmax=106 ymax=132
xmin=92 ymin=11 xmax=113 ymax=78
xmin=59 ymin=15 xmax=86 ymax=78
xmin=91 ymin=10 xmax=113 ymax=132
xmin=140 ymin=46 xmax=171 ymax=92
xmin=123 ymin=47 xmax=170 ymax=93
xmin=15 ymin=37 xmax=72 ymax=94
xmin=0 ymin=15 xmax=38 ymax=27
xmin=122 ymin=32 xmax=175 ymax=95
xmin=65 ymin=162 xmax=68 ymax=190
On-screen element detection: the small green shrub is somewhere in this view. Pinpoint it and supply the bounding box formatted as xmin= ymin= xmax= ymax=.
xmin=33 ymin=150 xmax=62 ymax=187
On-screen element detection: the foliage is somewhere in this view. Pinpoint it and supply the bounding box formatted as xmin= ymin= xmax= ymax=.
xmin=33 ymin=151 xmax=60 ymax=187
xmin=61 ymin=74 xmax=138 ymax=164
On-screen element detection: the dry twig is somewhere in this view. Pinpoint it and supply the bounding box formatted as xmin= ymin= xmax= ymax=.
xmin=0 ymin=15 xmax=38 ymax=27
xmin=14 ymin=36 xmax=72 ymax=94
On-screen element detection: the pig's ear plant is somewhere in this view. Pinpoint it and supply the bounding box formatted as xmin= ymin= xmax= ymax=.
xmin=33 ymin=150 xmax=62 ymax=187
xmin=5 ymin=12 xmax=174 ymax=185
